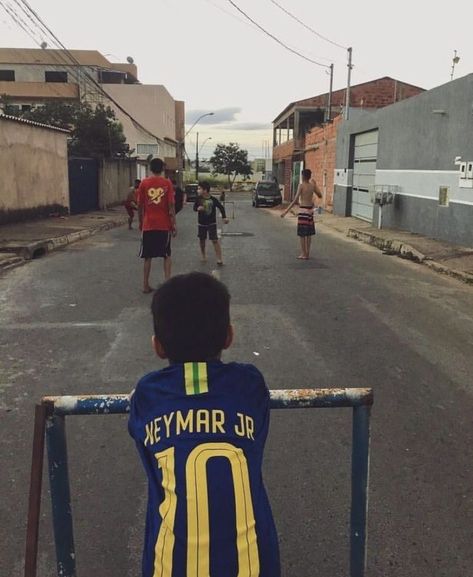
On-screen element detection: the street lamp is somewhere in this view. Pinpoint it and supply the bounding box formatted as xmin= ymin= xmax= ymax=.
xmin=196 ymin=136 xmax=212 ymax=181
xmin=185 ymin=111 xmax=214 ymax=139
xmin=184 ymin=112 xmax=214 ymax=181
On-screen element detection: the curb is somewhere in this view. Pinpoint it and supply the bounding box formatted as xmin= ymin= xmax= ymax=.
xmin=0 ymin=217 xmax=127 ymax=273
xmin=347 ymin=229 xmax=426 ymax=262
xmin=347 ymin=228 xmax=473 ymax=285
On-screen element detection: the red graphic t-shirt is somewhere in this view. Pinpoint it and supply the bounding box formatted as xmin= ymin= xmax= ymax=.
xmin=137 ymin=176 xmax=175 ymax=231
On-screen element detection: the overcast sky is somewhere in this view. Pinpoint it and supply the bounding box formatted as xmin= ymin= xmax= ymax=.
xmin=1 ymin=0 xmax=472 ymax=158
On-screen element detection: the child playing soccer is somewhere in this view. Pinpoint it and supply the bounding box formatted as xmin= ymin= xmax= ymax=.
xmin=124 ymin=179 xmax=140 ymax=229
xmin=193 ymin=181 xmax=229 ymax=265
xmin=128 ymin=272 xmax=280 ymax=577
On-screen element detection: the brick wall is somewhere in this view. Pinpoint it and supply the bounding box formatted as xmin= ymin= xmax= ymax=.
xmin=304 ymin=116 xmax=342 ymax=210
xmin=296 ymin=77 xmax=424 ymax=112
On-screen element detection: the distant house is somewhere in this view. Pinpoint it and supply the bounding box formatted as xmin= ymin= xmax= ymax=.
xmin=272 ymin=77 xmax=425 ymax=207
xmin=0 ymin=48 xmax=185 ymax=179
xmin=333 ymin=74 xmax=473 ymax=247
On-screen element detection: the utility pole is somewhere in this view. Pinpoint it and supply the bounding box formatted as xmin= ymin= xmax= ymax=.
xmin=345 ymin=47 xmax=353 ymax=120
xmin=450 ymin=50 xmax=460 ymax=81
xmin=195 ymin=132 xmax=199 ymax=182
xmin=326 ymin=63 xmax=334 ymax=122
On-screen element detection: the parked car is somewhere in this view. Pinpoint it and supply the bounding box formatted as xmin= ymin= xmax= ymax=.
xmin=252 ymin=181 xmax=282 ymax=207
xmin=184 ymin=183 xmax=199 ymax=202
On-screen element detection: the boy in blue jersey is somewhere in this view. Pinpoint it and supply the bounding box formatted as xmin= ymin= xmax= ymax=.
xmin=129 ymin=272 xmax=280 ymax=577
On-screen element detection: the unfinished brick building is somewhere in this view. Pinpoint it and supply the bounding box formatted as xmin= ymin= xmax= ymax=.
xmin=272 ymin=77 xmax=425 ymax=209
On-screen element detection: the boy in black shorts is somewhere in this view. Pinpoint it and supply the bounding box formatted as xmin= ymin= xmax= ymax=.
xmin=193 ymin=181 xmax=229 ymax=265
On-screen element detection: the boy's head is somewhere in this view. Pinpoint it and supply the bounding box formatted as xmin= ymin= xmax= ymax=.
xmin=134 ymin=179 xmax=141 ymax=187
xmin=302 ymin=168 xmax=312 ymax=181
xmin=198 ymin=181 xmax=211 ymax=195
xmin=149 ymin=158 xmax=164 ymax=175
xmin=151 ymin=272 xmax=232 ymax=363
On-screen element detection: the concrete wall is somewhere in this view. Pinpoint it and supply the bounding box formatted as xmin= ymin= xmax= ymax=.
xmin=103 ymin=84 xmax=177 ymax=156
xmin=334 ymin=74 xmax=473 ymax=246
xmin=98 ymin=158 xmax=137 ymax=209
xmin=0 ymin=117 xmax=69 ymax=223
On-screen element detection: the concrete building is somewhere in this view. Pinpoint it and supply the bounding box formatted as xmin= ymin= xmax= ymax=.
xmin=272 ymin=77 xmax=424 ymax=205
xmin=0 ymin=48 xmax=185 ymax=178
xmin=333 ymin=74 xmax=473 ymax=247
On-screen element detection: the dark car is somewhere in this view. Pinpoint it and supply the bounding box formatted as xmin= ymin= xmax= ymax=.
xmin=252 ymin=181 xmax=282 ymax=207
xmin=185 ymin=183 xmax=199 ymax=202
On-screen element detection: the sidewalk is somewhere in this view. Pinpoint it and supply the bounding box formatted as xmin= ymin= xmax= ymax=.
xmin=272 ymin=205 xmax=473 ymax=285
xmin=2 ymin=205 xmax=473 ymax=286
xmin=0 ymin=208 xmax=128 ymax=272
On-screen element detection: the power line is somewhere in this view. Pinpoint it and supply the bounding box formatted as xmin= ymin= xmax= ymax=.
xmin=268 ymin=0 xmax=347 ymax=50
xmin=5 ymin=0 xmax=162 ymax=142
xmin=226 ymin=0 xmax=329 ymax=69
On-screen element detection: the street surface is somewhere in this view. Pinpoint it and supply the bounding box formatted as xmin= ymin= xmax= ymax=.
xmin=1 ymin=193 xmax=473 ymax=577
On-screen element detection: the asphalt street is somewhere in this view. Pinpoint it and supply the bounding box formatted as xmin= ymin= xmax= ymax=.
xmin=1 ymin=193 xmax=473 ymax=577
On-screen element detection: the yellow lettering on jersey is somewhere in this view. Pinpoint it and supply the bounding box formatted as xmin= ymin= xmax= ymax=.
xmin=176 ymin=410 xmax=194 ymax=434
xmin=235 ymin=412 xmax=246 ymax=437
xmin=154 ymin=417 xmax=162 ymax=443
xmin=147 ymin=187 xmax=165 ymax=205
xmin=235 ymin=413 xmax=255 ymax=440
xmin=212 ymin=410 xmax=226 ymax=434
xmin=245 ymin=415 xmax=255 ymax=440
xmin=196 ymin=409 xmax=210 ymax=433
xmin=186 ymin=443 xmax=260 ymax=577
xmin=144 ymin=422 xmax=154 ymax=447
xmin=154 ymin=447 xmax=177 ymax=577
xmin=163 ymin=412 xmax=175 ymax=438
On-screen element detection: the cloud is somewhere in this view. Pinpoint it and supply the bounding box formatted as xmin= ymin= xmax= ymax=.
xmin=186 ymin=107 xmax=241 ymax=125
xmin=214 ymin=122 xmax=271 ymax=131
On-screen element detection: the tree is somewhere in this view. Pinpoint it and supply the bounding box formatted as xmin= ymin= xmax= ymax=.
xmin=68 ymin=104 xmax=129 ymax=158
xmin=209 ymin=143 xmax=253 ymax=192
xmin=2 ymin=100 xmax=130 ymax=158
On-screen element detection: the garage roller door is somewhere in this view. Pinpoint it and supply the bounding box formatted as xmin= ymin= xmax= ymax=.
xmin=351 ymin=130 xmax=378 ymax=221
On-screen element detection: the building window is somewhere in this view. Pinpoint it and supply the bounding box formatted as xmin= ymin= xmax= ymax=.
xmin=98 ymin=70 xmax=124 ymax=84
xmin=45 ymin=71 xmax=68 ymax=83
xmin=137 ymin=143 xmax=159 ymax=156
xmin=21 ymin=104 xmax=32 ymax=112
xmin=0 ymin=69 xmax=15 ymax=81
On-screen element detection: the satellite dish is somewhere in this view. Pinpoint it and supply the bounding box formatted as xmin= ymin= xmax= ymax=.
xmin=126 ymin=56 xmax=134 ymax=64
xmin=40 ymin=41 xmax=48 ymax=49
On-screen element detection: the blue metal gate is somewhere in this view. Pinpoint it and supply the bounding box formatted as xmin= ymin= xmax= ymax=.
xmin=68 ymin=158 xmax=99 ymax=214
xmin=25 ymin=388 xmax=373 ymax=577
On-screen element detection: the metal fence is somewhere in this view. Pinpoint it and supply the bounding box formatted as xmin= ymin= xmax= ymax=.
xmin=25 ymin=388 xmax=373 ymax=577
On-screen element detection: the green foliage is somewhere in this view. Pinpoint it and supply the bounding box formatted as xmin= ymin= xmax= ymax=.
xmin=1 ymin=99 xmax=130 ymax=158
xmin=209 ymin=143 xmax=253 ymax=191
xmin=69 ymin=104 xmax=129 ymax=158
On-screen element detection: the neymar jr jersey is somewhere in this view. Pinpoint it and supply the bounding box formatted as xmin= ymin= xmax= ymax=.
xmin=128 ymin=361 xmax=280 ymax=577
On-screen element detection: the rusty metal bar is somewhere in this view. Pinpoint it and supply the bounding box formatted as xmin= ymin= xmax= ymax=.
xmin=350 ymin=405 xmax=371 ymax=577
xmin=42 ymin=388 xmax=373 ymax=416
xmin=45 ymin=413 xmax=76 ymax=577
xmin=39 ymin=388 xmax=373 ymax=577
xmin=24 ymin=403 xmax=48 ymax=577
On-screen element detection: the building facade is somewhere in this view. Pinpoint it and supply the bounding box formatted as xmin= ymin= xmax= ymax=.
xmin=333 ymin=74 xmax=473 ymax=247
xmin=272 ymin=77 xmax=425 ymax=205
xmin=0 ymin=48 xmax=184 ymax=177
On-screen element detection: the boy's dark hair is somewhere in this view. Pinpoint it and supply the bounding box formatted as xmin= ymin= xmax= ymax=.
xmin=150 ymin=158 xmax=164 ymax=174
xmin=152 ymin=272 xmax=230 ymax=362
xmin=302 ymin=168 xmax=312 ymax=179
xmin=134 ymin=179 xmax=141 ymax=186
xmin=199 ymin=181 xmax=211 ymax=193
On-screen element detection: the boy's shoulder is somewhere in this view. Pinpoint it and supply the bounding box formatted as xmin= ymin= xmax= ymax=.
xmin=133 ymin=362 xmax=266 ymax=396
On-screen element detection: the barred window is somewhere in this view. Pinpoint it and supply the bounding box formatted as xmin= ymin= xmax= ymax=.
xmin=137 ymin=143 xmax=159 ymax=156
